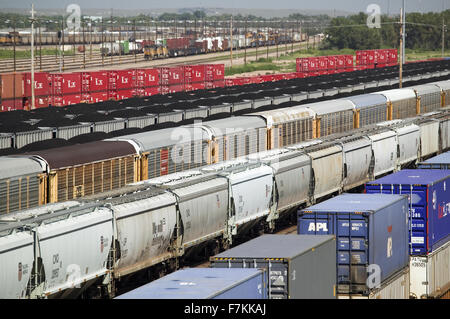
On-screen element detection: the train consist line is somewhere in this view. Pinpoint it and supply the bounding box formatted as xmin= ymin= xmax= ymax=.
xmin=0 ymin=69 xmax=450 ymax=298
xmin=0 ymin=41 xmax=305 ymax=73
xmin=0 ymin=105 xmax=449 ymax=299
xmin=0 ymin=62 xmax=449 ymax=216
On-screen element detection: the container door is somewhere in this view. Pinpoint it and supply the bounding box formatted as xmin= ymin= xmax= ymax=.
xmin=398 ymin=184 xmax=427 ymax=255
xmin=298 ymin=212 xmax=369 ymax=294
xmin=211 ymin=259 xmax=288 ymax=299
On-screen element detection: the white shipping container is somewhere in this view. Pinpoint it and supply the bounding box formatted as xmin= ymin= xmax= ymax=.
xmin=410 ymin=240 xmax=450 ymax=299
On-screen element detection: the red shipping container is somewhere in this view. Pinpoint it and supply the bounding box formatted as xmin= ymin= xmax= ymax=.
xmin=186 ymin=82 xmax=206 ymax=91
xmin=389 ymin=49 xmax=398 ymax=64
xmin=1 ymin=73 xmax=23 ymax=100
xmin=327 ymin=56 xmax=337 ymax=70
xmin=1 ymin=99 xmax=22 ymax=112
xmin=168 ymin=84 xmax=184 ymax=94
xmin=307 ymin=57 xmax=319 ymax=71
xmin=318 ymin=56 xmax=328 ymax=70
xmin=90 ymin=91 xmax=109 ymax=103
xmin=212 ymin=80 xmax=225 ymax=88
xmin=296 ymin=58 xmax=303 ymax=72
xmin=51 ymin=73 xmax=82 ymax=96
xmin=115 ymin=70 xmax=135 ymax=90
xmin=335 ymin=55 xmax=345 ymax=69
xmin=135 ymin=68 xmax=160 ymax=90
xmin=213 ymin=64 xmax=225 ymax=80
xmin=89 ymin=71 xmax=109 ymax=92
xmin=24 ymin=72 xmax=51 ymax=97
xmin=345 ymin=55 xmax=354 ymax=68
xmin=23 ymin=96 xmax=49 ymax=109
xmin=117 ymin=89 xmax=134 ymax=100
xmin=143 ymin=86 xmax=161 ymax=96
xmin=62 ymin=93 xmax=81 ymax=106
xmin=184 ymin=65 xmax=206 ymax=83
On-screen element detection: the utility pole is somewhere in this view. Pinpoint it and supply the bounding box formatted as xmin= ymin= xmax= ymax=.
xmin=230 ymin=15 xmax=233 ymax=68
xmin=30 ymin=3 xmax=36 ymax=110
xmin=399 ymin=8 xmax=403 ymax=88
xmin=244 ymin=19 xmax=247 ymax=65
xmin=39 ymin=22 xmax=42 ymax=71
xmin=13 ymin=20 xmax=16 ymax=72
xmin=442 ymin=18 xmax=446 ymax=58
xmin=402 ymin=0 xmax=406 ymax=64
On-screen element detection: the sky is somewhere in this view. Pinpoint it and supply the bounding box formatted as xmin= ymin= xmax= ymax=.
xmin=0 ymin=0 xmax=448 ymax=13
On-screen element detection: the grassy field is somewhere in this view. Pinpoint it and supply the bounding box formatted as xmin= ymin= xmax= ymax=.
xmin=0 ymin=48 xmax=75 ymax=59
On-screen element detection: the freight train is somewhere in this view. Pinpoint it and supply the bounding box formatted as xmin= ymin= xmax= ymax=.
xmin=0 ymin=80 xmax=449 ymax=216
xmin=1 ymin=107 xmax=449 ymax=299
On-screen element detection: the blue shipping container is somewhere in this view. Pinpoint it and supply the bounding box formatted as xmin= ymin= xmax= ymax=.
xmin=366 ymin=169 xmax=450 ymax=255
xmin=297 ymin=193 xmax=409 ymax=295
xmin=115 ymin=268 xmax=267 ymax=299
xmin=417 ymin=151 xmax=450 ymax=169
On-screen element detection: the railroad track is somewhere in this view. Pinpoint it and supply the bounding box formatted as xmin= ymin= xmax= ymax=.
xmin=0 ymin=41 xmax=308 ymax=73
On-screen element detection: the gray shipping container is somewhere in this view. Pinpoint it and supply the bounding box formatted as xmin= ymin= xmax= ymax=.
xmin=210 ymin=234 xmax=337 ymax=299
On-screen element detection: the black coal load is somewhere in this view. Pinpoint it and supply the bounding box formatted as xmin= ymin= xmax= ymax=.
xmin=68 ymin=132 xmax=112 ymax=144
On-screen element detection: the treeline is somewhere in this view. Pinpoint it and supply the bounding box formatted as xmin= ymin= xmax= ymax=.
xmin=0 ymin=11 xmax=330 ymax=32
xmin=322 ymin=11 xmax=450 ymax=51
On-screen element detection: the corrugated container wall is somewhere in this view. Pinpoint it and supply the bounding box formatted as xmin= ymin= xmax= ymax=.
xmin=366 ymin=169 xmax=450 ymax=255
xmin=298 ymin=193 xmax=409 ymax=295
xmin=211 ymin=234 xmax=337 ymax=299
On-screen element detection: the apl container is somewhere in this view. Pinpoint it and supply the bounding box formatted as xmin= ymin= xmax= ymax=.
xmin=298 ymin=193 xmax=409 ymax=295
xmin=417 ymin=151 xmax=450 ymax=169
xmin=211 ymin=234 xmax=337 ymax=299
xmin=115 ymin=268 xmax=268 ymax=299
xmin=366 ymin=169 xmax=450 ymax=256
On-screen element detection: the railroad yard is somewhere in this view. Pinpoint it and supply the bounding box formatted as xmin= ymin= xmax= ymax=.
xmin=0 ymin=1 xmax=450 ymax=303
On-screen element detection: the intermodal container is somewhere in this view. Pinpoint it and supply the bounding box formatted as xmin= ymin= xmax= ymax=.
xmin=115 ymin=70 xmax=135 ymax=90
xmin=318 ymin=56 xmax=328 ymax=70
xmin=211 ymin=234 xmax=337 ymax=299
xmin=116 ymin=89 xmax=134 ymax=100
xmin=88 ymin=71 xmax=108 ymax=92
xmin=213 ymin=64 xmax=225 ymax=80
xmin=365 ymin=169 xmax=450 ymax=255
xmin=143 ymin=86 xmax=161 ymax=96
xmin=183 ymin=65 xmax=205 ymax=83
xmin=90 ymin=91 xmax=109 ymax=103
xmin=51 ymin=73 xmax=82 ymax=96
xmin=115 ymin=268 xmax=268 ymax=299
xmin=23 ymin=96 xmax=49 ymax=109
xmin=1 ymin=73 xmax=23 ymax=100
xmin=418 ymin=151 xmax=450 ymax=169
xmin=24 ymin=72 xmax=50 ymax=97
xmin=327 ymin=56 xmax=336 ymax=70
xmin=307 ymin=57 xmax=319 ymax=71
xmin=298 ymin=193 xmax=409 ymax=295
xmin=1 ymin=99 xmax=22 ymax=111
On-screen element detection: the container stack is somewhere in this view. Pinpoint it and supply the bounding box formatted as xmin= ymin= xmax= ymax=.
xmin=0 ymin=73 xmax=23 ymax=111
xmin=298 ymin=193 xmax=410 ymax=298
xmin=356 ymin=49 xmax=398 ymax=69
xmin=296 ymin=54 xmax=354 ymax=77
xmin=365 ymin=169 xmax=450 ymax=299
